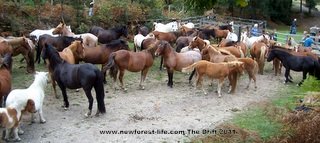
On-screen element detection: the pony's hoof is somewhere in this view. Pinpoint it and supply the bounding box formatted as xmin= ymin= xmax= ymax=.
xmin=85 ymin=111 xmax=92 ymax=118
xmin=13 ymin=137 xmax=21 ymax=142
xmin=18 ymin=130 xmax=24 ymax=135
xmin=140 ymin=86 xmax=145 ymax=90
xmin=76 ymin=89 xmax=80 ymax=92
xmin=218 ymin=95 xmax=222 ymax=98
xmin=40 ymin=119 xmax=46 ymax=124
xmin=95 ymin=111 xmax=101 ymax=117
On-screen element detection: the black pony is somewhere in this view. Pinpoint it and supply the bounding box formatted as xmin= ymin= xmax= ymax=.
xmin=267 ymin=47 xmax=320 ymax=85
xmin=89 ymin=25 xmax=128 ymax=44
xmin=42 ymin=44 xmax=106 ymax=116
xmin=36 ymin=34 xmax=82 ymax=64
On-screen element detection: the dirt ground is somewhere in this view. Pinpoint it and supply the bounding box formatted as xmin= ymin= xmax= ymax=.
xmin=0 ymin=61 xmax=301 ymax=143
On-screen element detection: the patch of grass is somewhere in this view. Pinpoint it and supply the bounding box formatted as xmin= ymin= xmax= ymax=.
xmin=232 ymin=108 xmax=282 ymax=141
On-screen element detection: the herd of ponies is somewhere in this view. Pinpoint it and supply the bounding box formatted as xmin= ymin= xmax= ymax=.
xmin=0 ymin=20 xmax=319 ymax=141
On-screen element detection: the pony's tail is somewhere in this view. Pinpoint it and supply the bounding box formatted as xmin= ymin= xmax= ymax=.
xmin=238 ymin=46 xmax=245 ymax=58
xmin=253 ymin=60 xmax=259 ymax=75
xmin=259 ymin=46 xmax=266 ymax=74
xmin=182 ymin=62 xmax=198 ymax=73
xmin=313 ymin=59 xmax=320 ymax=79
xmin=104 ymin=53 xmax=118 ymax=81
xmin=35 ymin=40 xmax=41 ymax=64
xmin=93 ymin=69 xmax=106 ymax=114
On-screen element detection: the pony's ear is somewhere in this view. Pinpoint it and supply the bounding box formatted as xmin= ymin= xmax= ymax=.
xmin=45 ymin=72 xmax=49 ymax=76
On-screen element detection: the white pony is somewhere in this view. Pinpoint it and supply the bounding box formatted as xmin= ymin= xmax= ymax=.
xmin=182 ymin=22 xmax=195 ymax=29
xmin=52 ymin=22 xmax=98 ymax=48
xmin=133 ymin=33 xmax=155 ymax=51
xmin=29 ymin=26 xmax=72 ymax=41
xmin=153 ymin=21 xmax=181 ymax=32
xmin=2 ymin=72 xmax=47 ymax=142
xmin=226 ymin=31 xmax=238 ymax=42
xmin=180 ymin=46 xmax=200 ymax=53
xmin=241 ymin=31 xmax=270 ymax=49
xmin=6 ymin=71 xmax=49 ymax=124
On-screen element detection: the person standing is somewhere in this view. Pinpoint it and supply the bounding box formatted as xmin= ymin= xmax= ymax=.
xmin=89 ymin=0 xmax=94 ymax=17
xmin=290 ymin=18 xmax=297 ymax=34
xmin=251 ymin=24 xmax=259 ymax=37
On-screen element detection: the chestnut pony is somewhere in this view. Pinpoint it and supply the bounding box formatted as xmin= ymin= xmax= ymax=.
xmin=250 ymin=41 xmax=268 ymax=75
xmin=182 ymin=60 xmax=244 ymax=97
xmin=104 ymin=40 xmax=160 ymax=90
xmin=1 ymin=37 xmax=35 ymax=73
xmin=155 ymin=40 xmax=202 ymax=88
xmin=0 ymin=53 xmax=12 ymax=106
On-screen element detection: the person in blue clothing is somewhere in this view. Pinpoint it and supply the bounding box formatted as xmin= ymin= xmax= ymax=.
xmin=303 ymin=35 xmax=314 ymax=48
xmin=251 ymin=24 xmax=259 ymax=37
xmin=290 ymin=18 xmax=297 ymax=34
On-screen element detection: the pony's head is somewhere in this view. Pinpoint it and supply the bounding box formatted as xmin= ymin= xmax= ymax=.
xmin=189 ymin=36 xmax=205 ymax=49
xmin=34 ymin=71 xmax=49 ymax=86
xmin=25 ymin=99 xmax=37 ymax=113
xmin=266 ymin=49 xmax=276 ymax=62
xmin=71 ymin=40 xmax=86 ymax=59
xmin=52 ymin=22 xmax=65 ymax=35
xmin=155 ymin=40 xmax=170 ymax=57
xmin=42 ymin=44 xmax=63 ymax=67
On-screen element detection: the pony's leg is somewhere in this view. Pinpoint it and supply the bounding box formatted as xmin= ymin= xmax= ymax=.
xmin=298 ymin=71 xmax=308 ymax=86
xmin=217 ymin=78 xmax=225 ymax=98
xmin=195 ymin=73 xmax=206 ymax=95
xmin=119 ymin=70 xmax=127 ymax=91
xmin=284 ymin=69 xmax=293 ymax=83
xmin=188 ymin=69 xmax=196 ymax=85
xmin=167 ymin=69 xmax=174 ymax=88
xmin=59 ymin=85 xmax=69 ymax=109
xmin=139 ymin=68 xmax=149 ymax=90
xmin=101 ymin=65 xmax=107 ymax=84
xmin=84 ymin=89 xmax=94 ymax=117
xmin=160 ymin=57 xmax=164 ymax=71
xmin=39 ymin=108 xmax=46 ymax=123
xmin=50 ymin=73 xmax=59 ymax=99
xmin=12 ymin=127 xmax=21 ymax=142
xmin=4 ymin=128 xmax=10 ymax=141
xmin=228 ymin=73 xmax=237 ymax=94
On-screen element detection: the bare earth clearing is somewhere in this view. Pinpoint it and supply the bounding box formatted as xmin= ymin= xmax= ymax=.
xmin=3 ymin=62 xmax=300 ymax=143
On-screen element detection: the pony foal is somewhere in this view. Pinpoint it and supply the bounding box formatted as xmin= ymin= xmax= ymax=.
xmin=182 ymin=60 xmax=244 ymax=97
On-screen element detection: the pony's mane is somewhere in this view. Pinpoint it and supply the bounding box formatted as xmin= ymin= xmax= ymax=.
xmin=105 ymin=39 xmax=128 ymax=49
xmin=217 ymin=48 xmax=233 ymax=55
xmin=62 ymin=36 xmax=82 ymax=43
xmin=0 ymin=53 xmax=12 ymax=70
xmin=44 ymin=44 xmax=63 ymax=65
xmin=225 ymin=61 xmax=243 ymax=67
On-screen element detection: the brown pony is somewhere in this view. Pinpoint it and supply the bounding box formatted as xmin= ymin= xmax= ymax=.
xmin=219 ymin=39 xmax=247 ymax=57
xmin=79 ymin=39 xmax=129 ymax=83
xmin=2 ymin=37 xmax=35 ymax=73
xmin=104 ymin=40 xmax=160 ymax=91
xmin=250 ymin=42 xmax=268 ymax=74
xmin=182 ymin=60 xmax=244 ymax=97
xmin=237 ymin=58 xmax=259 ymax=89
xmin=152 ymin=31 xmax=184 ymax=45
xmin=180 ymin=26 xmax=197 ymax=36
xmin=155 ymin=40 xmax=202 ymax=88
xmin=0 ymin=54 xmax=12 ymax=106
xmin=217 ymin=46 xmax=245 ymax=58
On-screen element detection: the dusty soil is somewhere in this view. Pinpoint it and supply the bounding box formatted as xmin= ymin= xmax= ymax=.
xmin=1 ymin=61 xmax=301 ymax=143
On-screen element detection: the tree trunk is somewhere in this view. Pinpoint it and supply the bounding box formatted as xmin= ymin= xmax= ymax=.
xmin=300 ymin=0 xmax=302 ymax=13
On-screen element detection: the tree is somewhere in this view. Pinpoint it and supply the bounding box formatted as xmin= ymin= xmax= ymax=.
xmin=184 ymin=0 xmax=218 ymax=14
xmin=306 ymin=0 xmax=316 ymax=14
